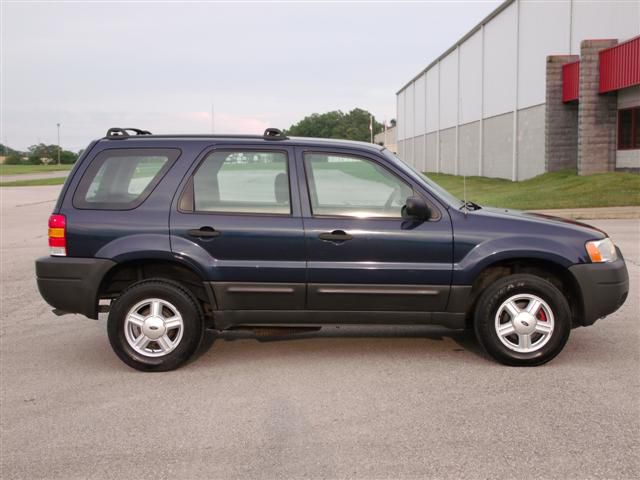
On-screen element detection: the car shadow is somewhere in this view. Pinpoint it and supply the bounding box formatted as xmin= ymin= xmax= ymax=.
xmin=189 ymin=324 xmax=489 ymax=366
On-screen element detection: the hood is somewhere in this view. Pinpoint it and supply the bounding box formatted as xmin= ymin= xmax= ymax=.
xmin=473 ymin=206 xmax=608 ymax=239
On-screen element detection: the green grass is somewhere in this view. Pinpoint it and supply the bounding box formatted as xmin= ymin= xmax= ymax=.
xmin=0 ymin=177 xmax=67 ymax=187
xmin=425 ymin=170 xmax=640 ymax=210
xmin=0 ymin=164 xmax=73 ymax=175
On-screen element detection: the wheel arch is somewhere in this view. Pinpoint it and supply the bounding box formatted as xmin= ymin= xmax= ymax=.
xmin=98 ymin=258 xmax=216 ymax=317
xmin=463 ymin=257 xmax=584 ymax=329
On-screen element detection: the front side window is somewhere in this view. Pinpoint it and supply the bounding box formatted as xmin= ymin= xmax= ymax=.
xmin=74 ymin=149 xmax=179 ymax=210
xmin=304 ymin=153 xmax=413 ymax=218
xmin=192 ymin=150 xmax=290 ymax=214
xmin=618 ymin=107 xmax=640 ymax=150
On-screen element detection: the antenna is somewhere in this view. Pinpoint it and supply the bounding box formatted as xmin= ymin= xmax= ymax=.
xmin=463 ymin=174 xmax=468 ymax=216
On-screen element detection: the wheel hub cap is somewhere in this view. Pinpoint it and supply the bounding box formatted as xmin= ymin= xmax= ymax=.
xmin=513 ymin=312 xmax=537 ymax=335
xmin=123 ymin=298 xmax=184 ymax=358
xmin=494 ymin=293 xmax=555 ymax=353
xmin=142 ymin=316 xmax=166 ymax=339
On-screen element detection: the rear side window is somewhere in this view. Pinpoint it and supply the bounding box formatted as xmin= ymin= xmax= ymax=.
xmin=73 ymin=149 xmax=180 ymax=210
xmin=185 ymin=150 xmax=290 ymax=215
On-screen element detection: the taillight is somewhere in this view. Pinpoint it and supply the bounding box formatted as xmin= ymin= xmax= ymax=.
xmin=48 ymin=214 xmax=67 ymax=256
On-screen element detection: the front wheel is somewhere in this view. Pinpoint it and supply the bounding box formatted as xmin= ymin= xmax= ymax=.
xmin=474 ymin=274 xmax=571 ymax=366
xmin=107 ymin=279 xmax=204 ymax=371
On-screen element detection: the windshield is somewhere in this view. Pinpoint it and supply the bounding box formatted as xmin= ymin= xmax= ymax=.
xmin=381 ymin=150 xmax=462 ymax=207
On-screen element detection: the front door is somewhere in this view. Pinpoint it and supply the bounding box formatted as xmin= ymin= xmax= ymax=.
xmin=170 ymin=146 xmax=305 ymax=310
xmin=297 ymin=148 xmax=453 ymax=312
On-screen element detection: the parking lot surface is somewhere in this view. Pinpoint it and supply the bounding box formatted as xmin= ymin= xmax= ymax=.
xmin=1 ymin=186 xmax=638 ymax=479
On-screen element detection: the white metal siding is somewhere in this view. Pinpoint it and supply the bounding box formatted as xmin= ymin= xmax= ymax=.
xmin=483 ymin=1 xmax=517 ymax=119
xmin=426 ymin=66 xmax=440 ymax=133
xmin=439 ymin=51 xmax=458 ymax=129
xmin=518 ymin=0 xmax=571 ymax=108
xmin=396 ymin=91 xmax=405 ymax=140
xmin=571 ymin=1 xmax=640 ymax=55
xmin=459 ymin=29 xmax=483 ymax=124
xmin=414 ymin=74 xmax=426 ymax=135
xmin=405 ymin=83 xmax=415 ymax=140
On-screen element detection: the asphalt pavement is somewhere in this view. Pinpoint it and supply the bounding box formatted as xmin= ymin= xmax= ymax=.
xmin=1 ymin=186 xmax=638 ymax=479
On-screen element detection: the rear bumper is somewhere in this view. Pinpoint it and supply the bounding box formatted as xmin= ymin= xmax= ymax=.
xmin=569 ymin=250 xmax=629 ymax=326
xmin=35 ymin=257 xmax=115 ymax=319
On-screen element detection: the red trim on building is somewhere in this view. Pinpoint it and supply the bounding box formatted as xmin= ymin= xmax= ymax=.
xmin=562 ymin=61 xmax=580 ymax=103
xmin=599 ymin=36 xmax=640 ymax=93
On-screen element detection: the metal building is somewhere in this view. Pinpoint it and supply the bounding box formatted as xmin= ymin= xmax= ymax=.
xmin=395 ymin=0 xmax=640 ymax=180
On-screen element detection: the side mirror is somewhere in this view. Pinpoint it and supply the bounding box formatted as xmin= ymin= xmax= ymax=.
xmin=403 ymin=196 xmax=430 ymax=220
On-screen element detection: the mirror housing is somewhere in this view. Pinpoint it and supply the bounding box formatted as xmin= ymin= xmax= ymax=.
xmin=403 ymin=196 xmax=430 ymax=220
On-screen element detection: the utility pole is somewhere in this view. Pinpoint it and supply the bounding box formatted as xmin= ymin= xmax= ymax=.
xmin=56 ymin=123 xmax=61 ymax=165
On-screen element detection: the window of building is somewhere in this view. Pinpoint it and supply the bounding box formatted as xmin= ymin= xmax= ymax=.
xmin=192 ymin=150 xmax=290 ymax=215
xmin=74 ymin=149 xmax=180 ymax=210
xmin=304 ymin=153 xmax=413 ymax=218
xmin=618 ymin=107 xmax=640 ymax=150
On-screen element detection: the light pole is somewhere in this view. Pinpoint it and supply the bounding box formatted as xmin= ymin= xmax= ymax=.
xmin=56 ymin=123 xmax=61 ymax=165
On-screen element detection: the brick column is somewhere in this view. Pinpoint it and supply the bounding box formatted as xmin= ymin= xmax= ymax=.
xmin=545 ymin=55 xmax=579 ymax=171
xmin=577 ymin=39 xmax=618 ymax=175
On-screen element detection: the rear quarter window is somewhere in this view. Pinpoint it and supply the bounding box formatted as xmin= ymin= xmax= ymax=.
xmin=73 ymin=148 xmax=180 ymax=210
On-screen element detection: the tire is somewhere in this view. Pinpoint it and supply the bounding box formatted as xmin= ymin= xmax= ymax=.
xmin=473 ymin=274 xmax=571 ymax=366
xmin=107 ymin=279 xmax=205 ymax=372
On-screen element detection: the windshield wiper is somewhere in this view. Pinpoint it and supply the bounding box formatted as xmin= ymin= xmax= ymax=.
xmin=459 ymin=200 xmax=482 ymax=211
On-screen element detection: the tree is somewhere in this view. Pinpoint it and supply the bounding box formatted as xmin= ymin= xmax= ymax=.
xmin=285 ymin=108 xmax=384 ymax=142
xmin=0 ymin=143 xmax=19 ymax=156
xmin=389 ymin=119 xmax=397 ymax=127
xmin=25 ymin=143 xmax=78 ymax=165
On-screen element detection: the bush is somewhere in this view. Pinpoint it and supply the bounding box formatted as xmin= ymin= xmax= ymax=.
xmin=4 ymin=154 xmax=23 ymax=165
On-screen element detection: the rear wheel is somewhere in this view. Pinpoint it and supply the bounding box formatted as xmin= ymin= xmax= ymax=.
xmin=107 ymin=280 xmax=204 ymax=371
xmin=474 ymin=274 xmax=571 ymax=366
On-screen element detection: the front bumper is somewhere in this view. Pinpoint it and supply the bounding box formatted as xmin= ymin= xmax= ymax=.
xmin=35 ymin=257 xmax=116 ymax=319
xmin=569 ymin=249 xmax=629 ymax=326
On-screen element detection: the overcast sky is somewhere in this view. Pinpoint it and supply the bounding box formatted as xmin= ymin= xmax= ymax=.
xmin=1 ymin=1 xmax=500 ymax=152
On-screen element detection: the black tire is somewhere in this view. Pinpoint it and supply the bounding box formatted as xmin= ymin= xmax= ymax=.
xmin=473 ymin=274 xmax=571 ymax=366
xmin=107 ymin=279 xmax=205 ymax=372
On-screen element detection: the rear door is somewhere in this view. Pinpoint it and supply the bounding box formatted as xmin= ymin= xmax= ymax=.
xmin=170 ymin=145 xmax=306 ymax=310
xmin=296 ymin=147 xmax=453 ymax=312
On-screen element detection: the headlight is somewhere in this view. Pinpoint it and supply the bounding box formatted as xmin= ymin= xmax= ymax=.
xmin=585 ymin=238 xmax=618 ymax=263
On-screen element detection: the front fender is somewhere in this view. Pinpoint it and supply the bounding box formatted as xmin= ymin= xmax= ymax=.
xmin=453 ymin=235 xmax=580 ymax=284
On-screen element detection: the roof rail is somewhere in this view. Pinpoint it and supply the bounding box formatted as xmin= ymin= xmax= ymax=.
xmin=106 ymin=127 xmax=152 ymax=139
xmin=263 ymin=128 xmax=288 ymax=140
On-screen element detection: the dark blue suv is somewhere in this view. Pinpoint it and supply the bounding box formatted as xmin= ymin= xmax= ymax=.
xmin=36 ymin=127 xmax=629 ymax=371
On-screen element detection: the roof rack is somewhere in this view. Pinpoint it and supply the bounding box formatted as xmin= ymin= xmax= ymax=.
xmin=106 ymin=127 xmax=152 ymax=139
xmin=104 ymin=127 xmax=289 ymax=141
xmin=263 ymin=128 xmax=288 ymax=140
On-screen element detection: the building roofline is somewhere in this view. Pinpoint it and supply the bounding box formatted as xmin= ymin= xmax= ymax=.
xmin=396 ymin=0 xmax=514 ymax=95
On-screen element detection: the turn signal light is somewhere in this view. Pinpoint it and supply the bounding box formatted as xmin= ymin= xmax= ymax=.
xmin=48 ymin=214 xmax=67 ymax=256
xmin=585 ymin=238 xmax=617 ymax=263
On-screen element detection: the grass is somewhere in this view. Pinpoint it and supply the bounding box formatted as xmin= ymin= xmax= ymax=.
xmin=0 ymin=177 xmax=67 ymax=187
xmin=0 ymin=164 xmax=73 ymax=175
xmin=425 ymin=170 xmax=640 ymax=210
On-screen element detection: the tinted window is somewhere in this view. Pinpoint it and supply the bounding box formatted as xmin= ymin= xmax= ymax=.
xmin=304 ymin=153 xmax=413 ymax=218
xmin=619 ymin=109 xmax=633 ymax=149
xmin=74 ymin=149 xmax=180 ymax=210
xmin=192 ymin=150 xmax=290 ymax=214
xmin=618 ymin=107 xmax=640 ymax=150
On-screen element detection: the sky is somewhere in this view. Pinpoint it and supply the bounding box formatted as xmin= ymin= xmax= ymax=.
xmin=1 ymin=1 xmax=501 ymax=152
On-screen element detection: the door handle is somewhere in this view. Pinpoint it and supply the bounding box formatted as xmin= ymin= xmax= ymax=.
xmin=188 ymin=227 xmax=221 ymax=238
xmin=319 ymin=230 xmax=353 ymax=242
